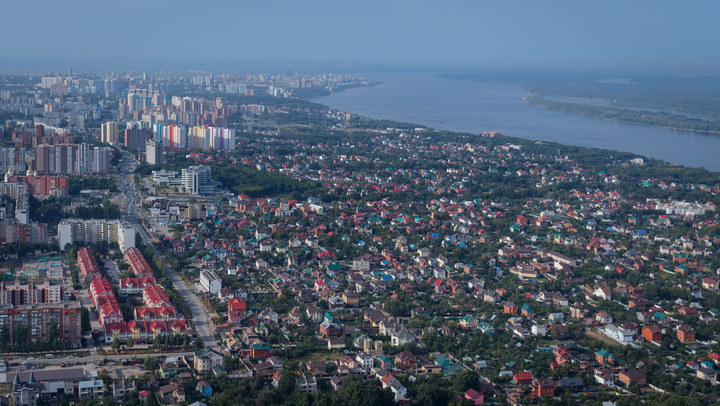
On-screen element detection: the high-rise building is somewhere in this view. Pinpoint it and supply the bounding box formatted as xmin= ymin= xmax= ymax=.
xmin=153 ymin=123 xmax=186 ymax=150
xmin=0 ymin=280 xmax=65 ymax=306
xmin=181 ymin=165 xmax=214 ymax=196
xmin=101 ymin=121 xmax=119 ymax=145
xmin=0 ymin=182 xmax=30 ymax=225
xmin=0 ymin=302 xmax=82 ymax=348
xmin=91 ymin=147 xmax=111 ymax=173
xmin=0 ymin=147 xmax=26 ymax=175
xmin=146 ymin=139 xmax=162 ymax=165
xmin=124 ymin=128 xmax=152 ymax=151
xmin=58 ymin=219 xmax=135 ymax=251
xmin=127 ymin=89 xmax=163 ymax=112
xmin=0 ymin=219 xmax=47 ymax=245
xmin=187 ymin=126 xmax=235 ymax=151
xmin=6 ymin=175 xmax=68 ymax=197
xmin=35 ymin=143 xmax=110 ymax=175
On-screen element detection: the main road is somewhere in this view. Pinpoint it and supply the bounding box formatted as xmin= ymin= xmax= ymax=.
xmin=13 ymin=351 xmax=195 ymax=368
xmin=119 ymin=153 xmax=221 ymax=353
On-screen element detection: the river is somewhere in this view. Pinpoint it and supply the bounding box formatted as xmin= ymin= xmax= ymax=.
xmin=316 ymin=72 xmax=720 ymax=172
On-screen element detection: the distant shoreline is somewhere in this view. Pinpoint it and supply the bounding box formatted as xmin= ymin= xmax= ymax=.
xmin=524 ymin=96 xmax=720 ymax=136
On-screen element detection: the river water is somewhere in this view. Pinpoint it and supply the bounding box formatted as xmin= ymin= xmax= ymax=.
xmin=316 ymin=72 xmax=720 ymax=172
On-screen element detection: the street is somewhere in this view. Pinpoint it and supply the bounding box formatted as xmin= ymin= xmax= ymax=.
xmin=119 ymin=153 xmax=221 ymax=353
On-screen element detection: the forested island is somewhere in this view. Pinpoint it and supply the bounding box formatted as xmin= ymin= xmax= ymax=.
xmin=525 ymin=95 xmax=720 ymax=134
xmin=439 ymin=72 xmax=720 ymax=134
xmin=522 ymin=77 xmax=720 ymax=134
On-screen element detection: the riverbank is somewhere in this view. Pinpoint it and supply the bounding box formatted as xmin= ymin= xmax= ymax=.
xmin=525 ymin=96 xmax=720 ymax=135
xmin=316 ymin=72 xmax=720 ymax=171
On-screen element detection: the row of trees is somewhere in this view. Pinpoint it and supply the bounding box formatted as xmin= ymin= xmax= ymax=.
xmin=68 ymin=175 xmax=118 ymax=195
xmin=0 ymin=322 xmax=72 ymax=353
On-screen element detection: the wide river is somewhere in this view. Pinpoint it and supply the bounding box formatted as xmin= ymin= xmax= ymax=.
xmin=316 ymin=72 xmax=720 ymax=172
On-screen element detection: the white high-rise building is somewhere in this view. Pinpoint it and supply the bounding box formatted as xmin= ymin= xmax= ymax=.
xmin=187 ymin=126 xmax=235 ymax=151
xmin=181 ymin=165 xmax=214 ymax=196
xmin=58 ymin=219 xmax=135 ymax=251
xmin=146 ymin=139 xmax=162 ymax=165
xmin=101 ymin=121 xmax=119 ymax=145
xmin=0 ymin=147 xmax=26 ymax=175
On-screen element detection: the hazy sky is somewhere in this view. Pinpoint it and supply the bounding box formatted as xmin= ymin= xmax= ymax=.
xmin=2 ymin=0 xmax=719 ymax=73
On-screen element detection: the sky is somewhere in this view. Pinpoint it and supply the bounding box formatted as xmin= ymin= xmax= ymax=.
xmin=1 ymin=0 xmax=719 ymax=74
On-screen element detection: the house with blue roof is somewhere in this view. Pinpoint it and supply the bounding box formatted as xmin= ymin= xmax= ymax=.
xmin=196 ymin=381 xmax=212 ymax=397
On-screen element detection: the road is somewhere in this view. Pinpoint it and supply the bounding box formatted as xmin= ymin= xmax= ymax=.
xmin=118 ymin=153 xmax=221 ymax=353
xmin=14 ymin=351 xmax=194 ymax=368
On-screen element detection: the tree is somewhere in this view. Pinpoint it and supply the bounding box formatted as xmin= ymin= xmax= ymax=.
xmin=81 ymin=307 xmax=91 ymax=332
xmin=452 ymin=370 xmax=479 ymax=394
xmin=277 ymin=370 xmax=296 ymax=394
xmin=144 ymin=356 xmax=161 ymax=372
xmin=111 ymin=336 xmax=120 ymax=351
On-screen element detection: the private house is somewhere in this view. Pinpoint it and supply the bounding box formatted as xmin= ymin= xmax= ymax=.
xmin=296 ymin=375 xmax=318 ymax=392
xmin=594 ymin=368 xmax=615 ymax=387
xmin=159 ymin=382 xmax=185 ymax=405
xmin=78 ymin=380 xmax=105 ymax=399
xmin=464 ymin=389 xmax=484 ymax=405
xmin=602 ymin=324 xmax=635 ymax=344
xmin=677 ymin=325 xmax=696 ymax=343
xmin=595 ymin=350 xmax=614 ymax=365
xmin=697 ymin=368 xmax=717 ymax=384
xmin=391 ymin=327 xmax=415 ymax=347
xmin=618 ymin=368 xmax=646 ymax=387
xmin=196 ymin=381 xmax=213 ymax=397
xmin=642 ymin=325 xmax=662 ymax=343
xmin=194 ymin=349 xmax=224 ymax=373
xmin=513 ymin=371 xmax=534 ymax=385
xmin=380 ymin=374 xmax=407 ymax=402
xmin=531 ymin=378 xmax=556 ymax=397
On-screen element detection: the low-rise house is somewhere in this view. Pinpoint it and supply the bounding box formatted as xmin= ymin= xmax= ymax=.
xmin=531 ymin=378 xmax=555 ymax=397
xmin=513 ymin=371 xmax=534 ymax=385
xmin=602 ymin=324 xmax=635 ymax=344
xmin=196 ymin=381 xmax=213 ymax=397
xmin=327 ymin=338 xmax=346 ymax=349
xmin=464 ymin=388 xmax=484 ymax=405
xmin=594 ymin=368 xmax=615 ymax=386
xmin=356 ymin=352 xmax=374 ymax=371
xmin=380 ymin=373 xmax=407 ymax=402
xmin=78 ymin=380 xmax=104 ymax=399
xmin=159 ymin=382 xmax=185 ymax=405
xmin=112 ymin=379 xmax=136 ymax=400
xmin=697 ymin=368 xmax=717 ymax=384
xmin=160 ymin=363 xmax=179 ymax=379
xmin=194 ymin=349 xmax=224 ymax=373
xmin=642 ymin=325 xmax=662 ymax=343
xmin=391 ymin=327 xmax=415 ymax=347
xmin=677 ymin=325 xmax=696 ymax=343
xmin=296 ymin=375 xmax=317 ymax=392
xmin=595 ymin=349 xmax=614 ymax=365
xmin=618 ymin=368 xmax=646 ymax=387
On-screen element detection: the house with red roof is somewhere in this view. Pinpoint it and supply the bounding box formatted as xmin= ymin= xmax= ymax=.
xmin=228 ymin=298 xmax=247 ymax=325
xmin=464 ymin=389 xmax=483 ymax=405
xmin=513 ymin=371 xmax=533 ymax=385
